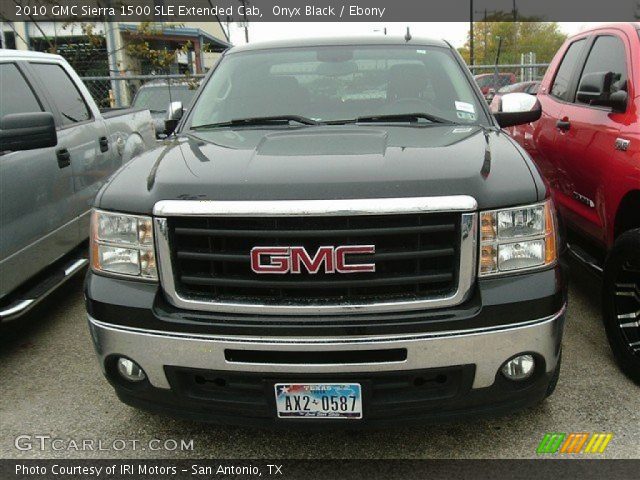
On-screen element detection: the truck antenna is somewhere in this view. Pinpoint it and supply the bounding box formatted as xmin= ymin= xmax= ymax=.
xmin=404 ymin=27 xmax=412 ymax=42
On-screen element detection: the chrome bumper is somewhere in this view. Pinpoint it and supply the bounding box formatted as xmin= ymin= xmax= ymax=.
xmin=88 ymin=305 xmax=565 ymax=390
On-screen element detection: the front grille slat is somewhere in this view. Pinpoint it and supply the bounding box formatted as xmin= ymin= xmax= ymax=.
xmin=180 ymin=272 xmax=454 ymax=289
xmin=177 ymin=251 xmax=249 ymax=262
xmin=173 ymin=224 xmax=455 ymax=238
xmin=168 ymin=212 xmax=461 ymax=306
xmin=175 ymin=248 xmax=455 ymax=263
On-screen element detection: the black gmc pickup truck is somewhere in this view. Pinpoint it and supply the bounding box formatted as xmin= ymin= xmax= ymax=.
xmin=85 ymin=37 xmax=567 ymax=426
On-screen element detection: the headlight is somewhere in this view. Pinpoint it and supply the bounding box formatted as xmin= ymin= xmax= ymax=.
xmin=90 ymin=209 xmax=157 ymax=280
xmin=479 ymin=200 xmax=557 ymax=276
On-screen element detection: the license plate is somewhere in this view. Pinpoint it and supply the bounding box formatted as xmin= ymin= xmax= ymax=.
xmin=274 ymin=383 xmax=362 ymax=419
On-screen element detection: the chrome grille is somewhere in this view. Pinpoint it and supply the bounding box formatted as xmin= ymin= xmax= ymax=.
xmin=170 ymin=212 xmax=458 ymax=300
xmin=154 ymin=197 xmax=477 ymax=315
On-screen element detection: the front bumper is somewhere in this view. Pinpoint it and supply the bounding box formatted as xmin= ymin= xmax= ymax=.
xmin=89 ymin=307 xmax=564 ymax=390
xmin=86 ymin=263 xmax=567 ymax=426
xmin=87 ymin=305 xmax=565 ymax=426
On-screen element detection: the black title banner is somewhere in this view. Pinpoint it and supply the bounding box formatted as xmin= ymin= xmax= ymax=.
xmin=0 ymin=0 xmax=639 ymax=22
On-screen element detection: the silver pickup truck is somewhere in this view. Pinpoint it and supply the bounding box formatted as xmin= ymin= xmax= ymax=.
xmin=0 ymin=49 xmax=156 ymax=323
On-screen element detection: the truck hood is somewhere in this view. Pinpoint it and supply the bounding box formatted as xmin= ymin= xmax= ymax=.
xmin=97 ymin=124 xmax=542 ymax=214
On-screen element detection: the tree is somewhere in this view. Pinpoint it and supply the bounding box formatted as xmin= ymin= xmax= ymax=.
xmin=123 ymin=22 xmax=193 ymax=74
xmin=6 ymin=2 xmax=194 ymax=75
xmin=458 ymin=21 xmax=567 ymax=66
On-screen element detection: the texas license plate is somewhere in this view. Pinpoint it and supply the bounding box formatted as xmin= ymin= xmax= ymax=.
xmin=274 ymin=383 xmax=363 ymax=419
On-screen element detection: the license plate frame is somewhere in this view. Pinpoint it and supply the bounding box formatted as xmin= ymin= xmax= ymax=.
xmin=274 ymin=383 xmax=363 ymax=419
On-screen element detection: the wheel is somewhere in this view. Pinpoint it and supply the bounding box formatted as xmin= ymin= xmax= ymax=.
xmin=545 ymin=349 xmax=562 ymax=398
xmin=602 ymin=229 xmax=640 ymax=385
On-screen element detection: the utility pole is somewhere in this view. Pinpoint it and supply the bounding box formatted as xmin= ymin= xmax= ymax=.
xmin=238 ymin=0 xmax=249 ymax=43
xmin=494 ymin=36 xmax=503 ymax=66
xmin=512 ymin=0 xmax=518 ymax=67
xmin=0 ymin=21 xmax=6 ymax=49
xmin=493 ymin=35 xmax=503 ymax=87
xmin=474 ymin=7 xmax=499 ymax=63
xmin=469 ymin=0 xmax=474 ymax=66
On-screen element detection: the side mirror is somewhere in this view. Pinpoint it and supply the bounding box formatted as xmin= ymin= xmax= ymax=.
xmin=0 ymin=112 xmax=57 ymax=152
xmin=493 ymin=92 xmax=542 ymax=128
xmin=153 ymin=118 xmax=166 ymax=139
xmin=577 ymin=71 xmax=627 ymax=113
xmin=164 ymin=101 xmax=184 ymax=136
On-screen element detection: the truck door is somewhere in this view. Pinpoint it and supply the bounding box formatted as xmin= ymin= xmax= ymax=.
xmin=26 ymin=61 xmax=109 ymax=236
xmin=553 ymin=33 xmax=629 ymax=244
xmin=0 ymin=62 xmax=77 ymax=298
xmin=525 ymin=38 xmax=588 ymax=203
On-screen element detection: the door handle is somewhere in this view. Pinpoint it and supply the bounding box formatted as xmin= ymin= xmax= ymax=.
xmin=556 ymin=119 xmax=571 ymax=131
xmin=99 ymin=136 xmax=109 ymax=153
xmin=56 ymin=148 xmax=71 ymax=168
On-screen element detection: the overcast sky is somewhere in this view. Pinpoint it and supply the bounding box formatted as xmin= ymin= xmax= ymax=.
xmin=227 ymin=22 xmax=605 ymax=48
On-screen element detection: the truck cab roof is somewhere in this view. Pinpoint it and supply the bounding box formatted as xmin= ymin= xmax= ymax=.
xmin=567 ymin=22 xmax=640 ymax=38
xmin=0 ymin=48 xmax=63 ymax=62
xmin=228 ymin=36 xmax=451 ymax=54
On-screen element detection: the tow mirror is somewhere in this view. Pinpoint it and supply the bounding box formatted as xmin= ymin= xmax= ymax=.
xmin=164 ymin=101 xmax=184 ymax=136
xmin=0 ymin=112 xmax=57 ymax=152
xmin=577 ymin=71 xmax=627 ymax=113
xmin=493 ymin=92 xmax=542 ymax=128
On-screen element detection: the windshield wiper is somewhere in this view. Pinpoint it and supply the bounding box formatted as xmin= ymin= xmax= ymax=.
xmin=192 ymin=115 xmax=321 ymax=130
xmin=327 ymin=112 xmax=457 ymax=125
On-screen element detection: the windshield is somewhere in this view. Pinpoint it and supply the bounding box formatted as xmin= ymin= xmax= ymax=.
xmin=132 ymin=85 xmax=197 ymax=112
xmin=189 ymin=46 xmax=487 ymax=127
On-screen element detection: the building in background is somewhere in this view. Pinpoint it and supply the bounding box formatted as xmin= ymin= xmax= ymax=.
xmin=1 ymin=21 xmax=229 ymax=75
xmin=0 ymin=21 xmax=230 ymax=107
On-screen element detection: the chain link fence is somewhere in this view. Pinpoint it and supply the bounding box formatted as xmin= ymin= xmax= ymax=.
xmin=469 ymin=63 xmax=550 ymax=82
xmin=81 ymin=74 xmax=206 ymax=109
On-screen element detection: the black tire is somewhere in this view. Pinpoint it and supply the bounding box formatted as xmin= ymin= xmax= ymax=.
xmin=545 ymin=349 xmax=562 ymax=398
xmin=602 ymin=229 xmax=640 ymax=385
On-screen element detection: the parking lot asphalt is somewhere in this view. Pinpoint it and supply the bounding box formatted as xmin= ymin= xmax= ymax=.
xmin=1 ymin=261 xmax=638 ymax=460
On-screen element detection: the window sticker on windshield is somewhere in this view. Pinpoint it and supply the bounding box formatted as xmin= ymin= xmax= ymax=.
xmin=455 ymin=101 xmax=476 ymax=121
xmin=416 ymin=49 xmax=427 ymax=54
xmin=455 ymin=101 xmax=475 ymax=114
xmin=457 ymin=111 xmax=476 ymax=121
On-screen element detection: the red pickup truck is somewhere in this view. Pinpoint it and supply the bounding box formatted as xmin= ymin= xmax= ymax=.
xmin=510 ymin=23 xmax=640 ymax=384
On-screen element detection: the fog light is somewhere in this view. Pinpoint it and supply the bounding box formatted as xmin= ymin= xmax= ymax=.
xmin=501 ymin=354 xmax=535 ymax=381
xmin=116 ymin=357 xmax=146 ymax=382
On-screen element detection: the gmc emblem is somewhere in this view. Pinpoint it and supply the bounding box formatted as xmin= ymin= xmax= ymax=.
xmin=250 ymin=245 xmax=376 ymax=274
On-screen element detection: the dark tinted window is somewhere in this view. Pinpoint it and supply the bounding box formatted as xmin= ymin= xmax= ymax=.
xmin=30 ymin=63 xmax=91 ymax=125
xmin=0 ymin=63 xmax=42 ymax=118
xmin=550 ymin=39 xmax=586 ymax=101
xmin=576 ymin=36 xmax=627 ymax=104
